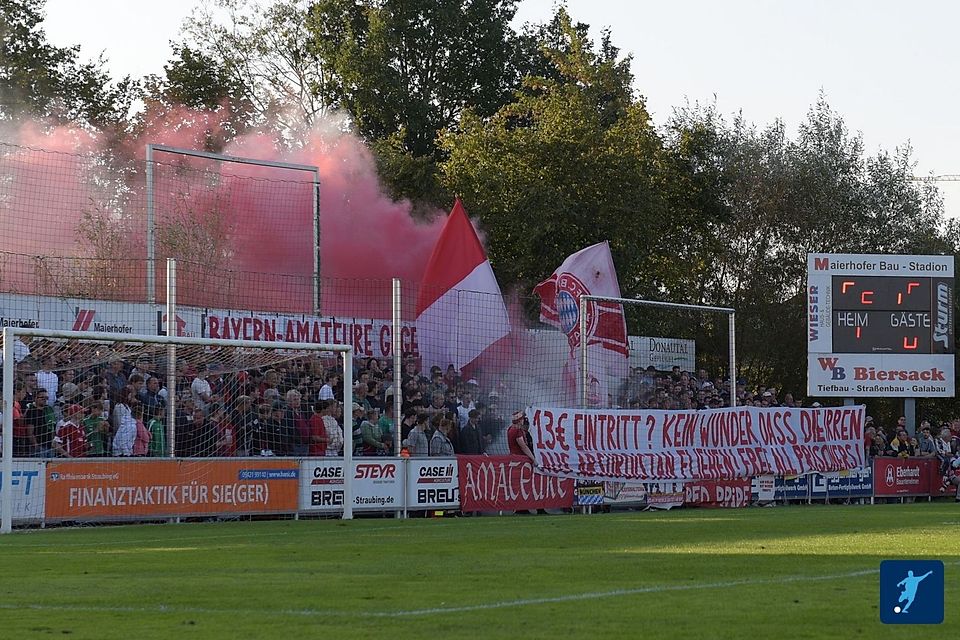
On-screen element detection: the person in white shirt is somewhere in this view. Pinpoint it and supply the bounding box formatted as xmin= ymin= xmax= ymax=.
xmin=191 ymin=367 xmax=215 ymax=411
xmin=111 ymin=387 xmax=137 ymax=456
xmin=322 ymin=401 xmax=344 ymax=456
xmin=319 ymin=373 xmax=338 ymax=401
xmin=35 ymin=356 xmax=59 ymax=409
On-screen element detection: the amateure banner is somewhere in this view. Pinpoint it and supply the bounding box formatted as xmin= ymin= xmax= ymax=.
xmin=527 ymin=405 xmax=866 ymax=482
xmin=457 ymin=455 xmax=574 ymax=511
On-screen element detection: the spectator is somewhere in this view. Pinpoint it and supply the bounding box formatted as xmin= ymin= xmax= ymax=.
xmin=936 ymin=427 xmax=957 ymax=476
xmin=378 ymin=404 xmax=395 ymax=453
xmin=284 ymin=389 xmax=309 ymax=456
xmin=35 ymin=356 xmax=59 ymax=406
xmin=147 ymin=404 xmax=166 ymax=457
xmin=82 ymin=399 xmax=110 ymax=457
xmin=429 ymin=418 xmax=456 ymax=456
xmin=191 ymin=366 xmax=216 ymax=411
xmin=111 ymin=389 xmax=138 ymax=457
xmin=53 ymin=403 xmax=88 ymax=458
xmin=139 ymin=376 xmax=166 ymax=410
xmin=318 ymin=373 xmax=338 ymax=401
xmin=132 ymin=404 xmax=151 ymax=457
xmin=404 ymin=413 xmax=430 ymax=457
xmin=322 ymin=401 xmax=344 ymax=457
xmin=507 ymin=411 xmax=536 ymax=464
xmin=249 ymin=403 xmax=273 ymax=456
xmin=917 ymin=423 xmax=937 ymax=458
xmin=209 ymin=403 xmax=237 ymax=457
xmin=359 ymin=408 xmax=389 ymax=456
xmin=272 ymin=401 xmax=297 ymax=456
xmin=459 ymin=408 xmax=484 ymax=455
xmin=307 ymin=400 xmax=328 ymax=457
xmin=12 ymin=381 xmax=34 ymax=457
xmin=25 ymin=389 xmax=56 ymax=458
xmin=889 ymin=429 xmax=915 ymax=458
xmin=104 ymin=358 xmax=127 ymax=398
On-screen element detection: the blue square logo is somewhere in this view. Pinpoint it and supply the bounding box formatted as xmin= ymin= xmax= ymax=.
xmin=880 ymin=560 xmax=944 ymax=624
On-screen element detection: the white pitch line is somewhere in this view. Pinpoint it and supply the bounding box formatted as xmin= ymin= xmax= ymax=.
xmin=0 ymin=567 xmax=882 ymax=619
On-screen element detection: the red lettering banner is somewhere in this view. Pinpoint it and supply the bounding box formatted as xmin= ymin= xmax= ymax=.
xmin=683 ymin=478 xmax=752 ymax=508
xmin=457 ymin=455 xmax=574 ymax=511
xmin=528 ymin=405 xmax=867 ymax=482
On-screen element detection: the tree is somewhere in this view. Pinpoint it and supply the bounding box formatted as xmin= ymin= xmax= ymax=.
xmin=441 ymin=8 xmax=670 ymax=294
xmin=0 ymin=0 xmax=136 ymax=134
xmin=183 ymin=0 xmax=334 ymax=146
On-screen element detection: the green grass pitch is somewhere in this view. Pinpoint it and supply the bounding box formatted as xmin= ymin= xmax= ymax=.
xmin=0 ymin=503 xmax=957 ymax=638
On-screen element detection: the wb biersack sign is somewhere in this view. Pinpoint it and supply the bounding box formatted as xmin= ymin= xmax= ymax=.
xmin=807 ymin=253 xmax=955 ymax=398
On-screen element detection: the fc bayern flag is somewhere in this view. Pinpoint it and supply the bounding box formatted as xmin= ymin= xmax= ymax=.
xmin=533 ymin=241 xmax=628 ymax=356
xmin=415 ymin=199 xmax=511 ymax=371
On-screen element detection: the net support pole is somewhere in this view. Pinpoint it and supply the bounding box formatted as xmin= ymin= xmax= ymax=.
xmin=392 ymin=279 xmax=402 ymax=456
xmin=728 ymin=312 xmax=737 ymax=409
xmin=2 ymin=328 xmax=15 ymax=534
xmin=312 ymin=169 xmax=321 ymax=314
xmin=166 ymin=258 xmax=177 ymax=457
xmin=579 ymin=296 xmax=588 ymax=408
xmin=342 ymin=348 xmax=354 ymax=520
xmin=146 ymin=144 xmax=156 ymax=304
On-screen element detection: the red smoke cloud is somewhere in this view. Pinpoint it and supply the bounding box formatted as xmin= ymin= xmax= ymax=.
xmin=0 ymin=110 xmax=446 ymax=318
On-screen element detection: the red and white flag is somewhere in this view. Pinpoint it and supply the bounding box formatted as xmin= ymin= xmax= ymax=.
xmin=415 ymin=199 xmax=511 ymax=371
xmin=534 ymin=241 xmax=628 ymax=406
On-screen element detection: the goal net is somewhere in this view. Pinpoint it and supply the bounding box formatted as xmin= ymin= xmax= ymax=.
xmin=1 ymin=326 xmax=355 ymax=533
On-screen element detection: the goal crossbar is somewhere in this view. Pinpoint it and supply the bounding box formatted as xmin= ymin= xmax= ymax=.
xmin=577 ymin=295 xmax=737 ymax=408
xmin=1 ymin=327 xmax=355 ymax=533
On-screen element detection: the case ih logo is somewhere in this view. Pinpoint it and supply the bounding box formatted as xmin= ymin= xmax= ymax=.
xmin=72 ymin=308 xmax=96 ymax=331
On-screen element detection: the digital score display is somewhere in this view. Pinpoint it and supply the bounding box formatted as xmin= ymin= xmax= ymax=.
xmin=830 ymin=276 xmax=954 ymax=354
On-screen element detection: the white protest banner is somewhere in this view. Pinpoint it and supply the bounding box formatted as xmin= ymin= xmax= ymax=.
xmin=527 ymin=405 xmax=866 ymax=482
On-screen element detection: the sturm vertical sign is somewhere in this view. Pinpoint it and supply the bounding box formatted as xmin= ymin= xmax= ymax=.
xmin=807 ymin=254 xmax=955 ymax=398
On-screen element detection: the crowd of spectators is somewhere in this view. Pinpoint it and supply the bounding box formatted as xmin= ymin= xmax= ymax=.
xmin=5 ymin=340 xmax=519 ymax=460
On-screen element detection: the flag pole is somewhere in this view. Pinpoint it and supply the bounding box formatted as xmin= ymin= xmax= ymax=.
xmin=579 ymin=296 xmax=588 ymax=408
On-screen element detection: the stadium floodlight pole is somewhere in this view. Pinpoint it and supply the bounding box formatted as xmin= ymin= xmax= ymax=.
xmin=144 ymin=144 xmax=321 ymax=308
xmin=343 ymin=347 xmax=354 ymax=520
xmin=2 ymin=328 xmax=15 ymax=534
xmin=578 ymin=296 xmax=738 ymax=408
xmin=166 ymin=258 xmax=177 ymax=457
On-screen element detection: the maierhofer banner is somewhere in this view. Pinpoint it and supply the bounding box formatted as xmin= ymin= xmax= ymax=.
xmin=457 ymin=455 xmax=574 ymax=511
xmin=0 ymin=461 xmax=46 ymax=522
xmin=299 ymin=459 xmax=403 ymax=512
xmin=406 ymin=458 xmax=459 ymax=509
xmin=527 ymin=405 xmax=867 ymax=482
xmin=45 ymin=460 xmax=299 ymax=520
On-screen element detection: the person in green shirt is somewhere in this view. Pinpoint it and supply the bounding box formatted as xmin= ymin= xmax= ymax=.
xmin=378 ymin=404 xmax=396 ymax=454
xmin=82 ymin=400 xmax=110 ymax=457
xmin=147 ymin=404 xmax=166 ymax=457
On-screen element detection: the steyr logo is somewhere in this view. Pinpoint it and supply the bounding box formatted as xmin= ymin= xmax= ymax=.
xmin=817 ymin=357 xmax=846 ymax=380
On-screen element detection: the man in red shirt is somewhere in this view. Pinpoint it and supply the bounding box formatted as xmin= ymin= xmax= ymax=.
xmin=53 ymin=404 xmax=88 ymax=458
xmin=507 ymin=410 xmax=536 ymax=464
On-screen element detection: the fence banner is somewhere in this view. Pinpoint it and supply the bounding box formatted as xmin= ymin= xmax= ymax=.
xmin=528 ymin=405 xmax=866 ymax=482
xmin=603 ymin=481 xmax=647 ymax=507
xmin=574 ymin=481 xmax=604 ymax=506
xmin=458 ymin=455 xmax=574 ymax=511
xmin=873 ymin=457 xmax=937 ymax=497
xmin=299 ymin=458 xmax=403 ymax=512
xmin=406 ymin=458 xmax=459 ymax=509
xmin=0 ymin=461 xmax=45 ymax=522
xmin=684 ymin=479 xmax=751 ymax=508
xmin=776 ymin=475 xmax=810 ymax=500
xmin=45 ymin=459 xmax=299 ymax=520
xmin=809 ymin=468 xmax=874 ymax=499
xmin=645 ymin=481 xmax=685 ymax=509
xmin=752 ymin=475 xmax=777 ymax=501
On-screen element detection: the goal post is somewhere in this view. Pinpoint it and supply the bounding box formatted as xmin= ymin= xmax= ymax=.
xmin=578 ymin=295 xmax=737 ymax=408
xmin=1 ymin=326 xmax=354 ymax=534
xmin=144 ymin=144 xmax=322 ymax=311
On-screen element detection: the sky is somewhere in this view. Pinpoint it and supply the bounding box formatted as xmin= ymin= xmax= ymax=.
xmin=41 ymin=0 xmax=960 ymax=215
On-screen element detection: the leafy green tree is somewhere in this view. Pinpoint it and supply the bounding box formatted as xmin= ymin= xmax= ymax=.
xmin=441 ymin=8 xmax=671 ymax=294
xmin=0 ymin=0 xmax=136 ymax=133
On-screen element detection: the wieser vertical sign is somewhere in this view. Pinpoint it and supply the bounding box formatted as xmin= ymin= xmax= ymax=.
xmin=807 ymin=254 xmax=955 ymax=398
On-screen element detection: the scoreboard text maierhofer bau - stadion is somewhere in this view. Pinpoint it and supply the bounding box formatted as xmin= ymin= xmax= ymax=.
xmin=807 ymin=253 xmax=955 ymax=398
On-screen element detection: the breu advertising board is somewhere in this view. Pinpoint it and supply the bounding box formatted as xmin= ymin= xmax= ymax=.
xmin=807 ymin=254 xmax=955 ymax=397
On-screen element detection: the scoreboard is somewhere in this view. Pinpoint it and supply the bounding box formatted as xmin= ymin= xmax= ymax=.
xmin=807 ymin=254 xmax=955 ymax=397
